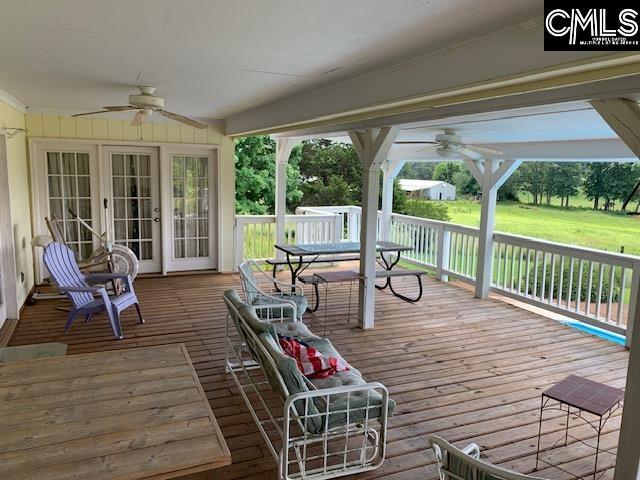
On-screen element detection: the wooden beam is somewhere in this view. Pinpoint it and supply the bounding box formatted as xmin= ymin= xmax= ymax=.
xmin=349 ymin=127 xmax=399 ymax=329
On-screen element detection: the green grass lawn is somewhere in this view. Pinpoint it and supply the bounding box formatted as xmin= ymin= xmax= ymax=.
xmin=445 ymin=199 xmax=640 ymax=256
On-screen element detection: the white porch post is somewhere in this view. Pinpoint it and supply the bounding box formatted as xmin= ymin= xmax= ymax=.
xmin=615 ymin=286 xmax=640 ymax=480
xmin=592 ymin=97 xmax=640 ymax=480
xmin=466 ymin=158 xmax=522 ymax=299
xmin=274 ymin=138 xmax=300 ymax=259
xmin=380 ymin=159 xmax=405 ymax=241
xmin=350 ymin=127 xmax=399 ymax=329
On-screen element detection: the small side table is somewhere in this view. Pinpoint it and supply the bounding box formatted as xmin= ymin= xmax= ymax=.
xmin=535 ymin=375 xmax=624 ymax=479
xmin=313 ymin=270 xmax=360 ymax=335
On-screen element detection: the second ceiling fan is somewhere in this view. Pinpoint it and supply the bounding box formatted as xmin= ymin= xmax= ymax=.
xmin=396 ymin=129 xmax=502 ymax=159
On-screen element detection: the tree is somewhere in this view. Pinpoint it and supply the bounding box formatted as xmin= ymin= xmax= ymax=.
xmin=583 ymin=163 xmax=640 ymax=210
xmin=452 ymin=168 xmax=479 ymax=196
xmin=516 ymin=163 xmax=547 ymax=205
xmin=433 ymin=162 xmax=462 ymax=184
xmin=551 ymin=163 xmax=582 ymax=207
xmin=397 ymin=162 xmax=435 ymax=180
xmin=234 ymin=136 xmax=302 ymax=214
xmin=583 ymin=163 xmax=608 ymax=210
xmin=296 ymin=140 xmax=362 ymax=208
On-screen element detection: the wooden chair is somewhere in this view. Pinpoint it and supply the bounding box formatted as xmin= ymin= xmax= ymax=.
xmin=429 ymin=436 xmax=549 ymax=480
xmin=43 ymin=242 xmax=144 ymax=339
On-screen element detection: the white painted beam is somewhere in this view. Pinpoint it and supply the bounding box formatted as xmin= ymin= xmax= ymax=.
xmin=388 ymin=138 xmax=636 ymax=162
xmin=274 ymin=138 xmax=301 ymax=258
xmin=491 ymin=159 xmax=523 ymax=190
xmin=380 ymin=159 xmax=405 ymax=241
xmin=225 ymin=15 xmax=639 ymax=137
xmin=591 ymin=98 xmax=640 ymax=159
xmin=350 ymin=127 xmax=399 ymax=329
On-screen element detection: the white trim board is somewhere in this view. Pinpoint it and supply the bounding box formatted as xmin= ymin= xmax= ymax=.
xmin=0 ymin=133 xmax=19 ymax=322
xmin=0 ymin=88 xmax=27 ymax=114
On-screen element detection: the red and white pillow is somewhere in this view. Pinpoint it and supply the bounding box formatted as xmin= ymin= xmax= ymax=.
xmin=278 ymin=335 xmax=349 ymax=379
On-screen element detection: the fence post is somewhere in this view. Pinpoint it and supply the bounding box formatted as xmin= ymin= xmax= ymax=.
xmin=332 ymin=214 xmax=342 ymax=244
xmin=626 ymin=265 xmax=640 ymax=348
xmin=436 ymin=226 xmax=451 ymax=282
xmin=348 ymin=207 xmax=360 ymax=242
xmin=234 ymin=217 xmax=244 ymax=270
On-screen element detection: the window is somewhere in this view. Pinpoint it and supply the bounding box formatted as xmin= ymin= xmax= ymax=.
xmin=172 ymin=155 xmax=209 ymax=258
xmin=46 ymin=151 xmax=93 ymax=259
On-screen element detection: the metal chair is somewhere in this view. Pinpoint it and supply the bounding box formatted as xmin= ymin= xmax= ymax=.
xmin=238 ymin=259 xmax=308 ymax=321
xmin=429 ymin=436 xmax=548 ymax=480
xmin=43 ymin=242 xmax=144 ymax=339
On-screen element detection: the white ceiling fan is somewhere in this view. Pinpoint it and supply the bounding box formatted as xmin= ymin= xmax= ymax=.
xmin=72 ymin=86 xmax=207 ymax=129
xmin=395 ymin=129 xmax=502 ymax=159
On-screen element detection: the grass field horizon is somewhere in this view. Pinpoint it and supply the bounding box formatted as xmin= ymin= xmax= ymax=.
xmin=443 ymin=197 xmax=640 ymax=256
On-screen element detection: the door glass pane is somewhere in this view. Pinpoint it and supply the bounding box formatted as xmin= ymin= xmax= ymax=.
xmin=112 ymin=152 xmax=154 ymax=260
xmin=46 ymin=151 xmax=92 ymax=258
xmin=171 ymin=154 xmax=209 ymax=259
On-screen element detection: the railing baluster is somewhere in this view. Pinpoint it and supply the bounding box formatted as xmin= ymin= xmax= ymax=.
xmin=596 ymin=262 xmax=605 ymax=320
xmin=606 ymin=264 xmax=615 ymax=323
xmin=510 ymin=246 xmax=517 ymax=291
xmin=567 ymin=257 xmax=574 ymax=310
xmin=541 ymin=252 xmax=547 ymax=302
xmin=549 ymin=254 xmax=556 ymax=304
xmin=525 ymin=248 xmax=531 ymax=297
xmin=617 ymin=267 xmax=627 ymax=325
xmin=533 ymin=251 xmax=539 ymax=299
xmin=576 ymin=259 xmax=584 ymax=313
xmin=557 ymin=256 xmax=565 ymax=307
xmin=585 ymin=261 xmax=594 ymax=316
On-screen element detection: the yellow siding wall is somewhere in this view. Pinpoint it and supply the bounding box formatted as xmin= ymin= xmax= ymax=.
xmin=0 ymin=100 xmax=32 ymax=312
xmin=26 ymin=114 xmax=236 ymax=272
xmin=25 ymin=115 xmax=224 ymax=145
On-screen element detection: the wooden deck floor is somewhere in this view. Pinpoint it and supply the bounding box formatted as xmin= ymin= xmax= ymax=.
xmin=10 ymin=272 xmax=628 ymax=479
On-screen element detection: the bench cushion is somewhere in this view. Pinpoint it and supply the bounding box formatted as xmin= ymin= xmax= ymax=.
xmin=274 ymin=322 xmax=320 ymax=342
xmin=306 ymin=338 xmax=396 ymax=430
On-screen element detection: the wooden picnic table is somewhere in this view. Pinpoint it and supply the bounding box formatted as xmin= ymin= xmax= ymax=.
xmin=0 ymin=343 xmax=231 ymax=480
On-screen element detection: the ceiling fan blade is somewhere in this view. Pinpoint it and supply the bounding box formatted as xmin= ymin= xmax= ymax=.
xmin=464 ymin=144 xmax=503 ymax=156
xmin=71 ymin=110 xmax=111 ymax=117
xmin=156 ymin=109 xmax=207 ymax=129
xmin=130 ymin=111 xmax=147 ymax=126
xmin=103 ymin=105 xmax=139 ymax=112
xmin=417 ymin=144 xmax=440 ymax=153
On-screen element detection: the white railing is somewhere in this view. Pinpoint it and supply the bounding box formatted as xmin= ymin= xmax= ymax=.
xmin=296 ymin=205 xmax=380 ymax=242
xmin=491 ymin=233 xmax=640 ymax=335
xmin=236 ymin=206 xmax=640 ymax=336
xmin=388 ymin=213 xmax=640 ymax=333
xmin=234 ymin=213 xmax=342 ymax=266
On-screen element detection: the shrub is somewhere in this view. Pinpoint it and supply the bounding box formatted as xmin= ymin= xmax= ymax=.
xmin=399 ymin=199 xmax=451 ymax=221
xmin=519 ymin=258 xmax=621 ymax=304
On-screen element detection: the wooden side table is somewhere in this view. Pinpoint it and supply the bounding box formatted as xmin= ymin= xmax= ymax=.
xmin=535 ymin=375 xmax=624 ymax=479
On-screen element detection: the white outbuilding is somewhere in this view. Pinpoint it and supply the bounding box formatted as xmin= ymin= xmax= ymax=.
xmin=398 ymin=179 xmax=456 ymax=200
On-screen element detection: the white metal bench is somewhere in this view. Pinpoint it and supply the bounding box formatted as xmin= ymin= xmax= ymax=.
xmin=224 ymin=289 xmax=394 ymax=479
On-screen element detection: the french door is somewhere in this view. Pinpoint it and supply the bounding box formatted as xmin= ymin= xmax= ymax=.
xmin=164 ymin=148 xmax=217 ymax=271
xmin=104 ymin=146 xmax=161 ymax=273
